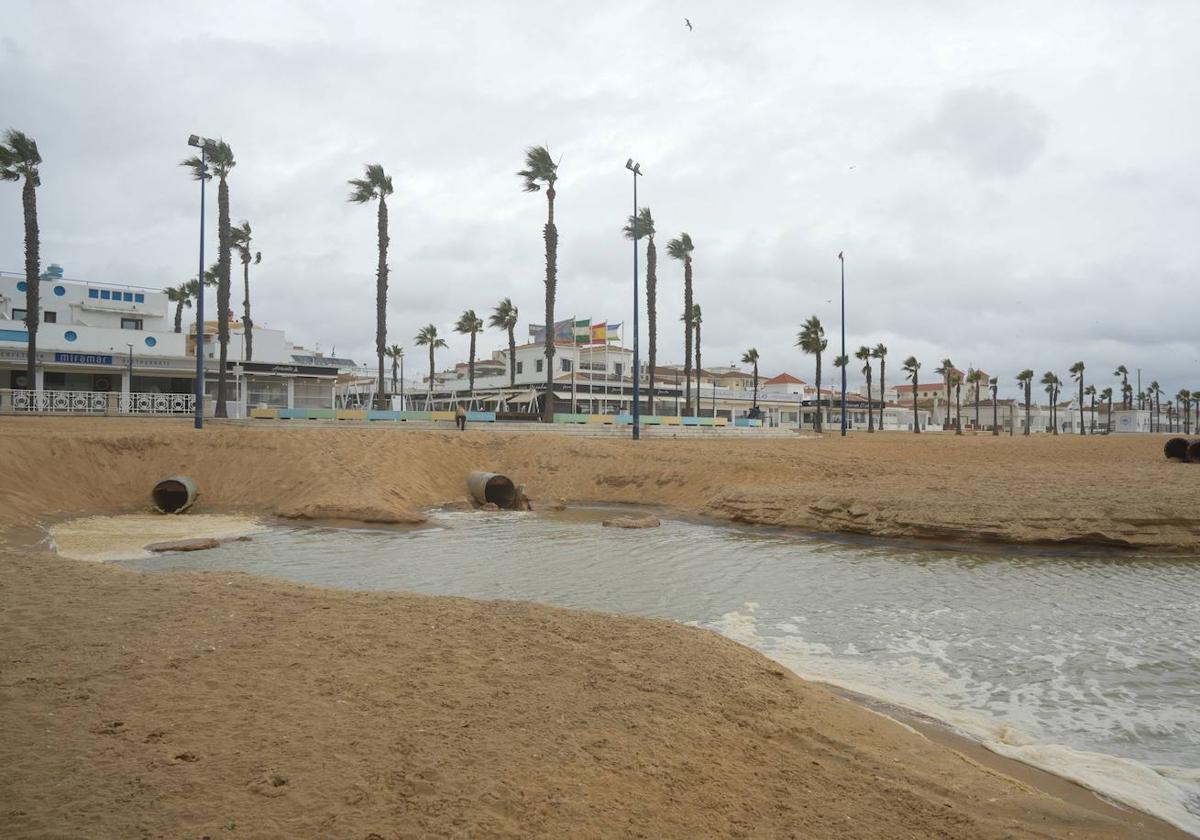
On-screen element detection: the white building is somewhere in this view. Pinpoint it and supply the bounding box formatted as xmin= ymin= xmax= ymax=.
xmin=0 ymin=267 xmax=351 ymax=415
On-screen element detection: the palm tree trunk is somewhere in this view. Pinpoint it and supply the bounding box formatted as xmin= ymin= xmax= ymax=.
xmin=391 ymin=357 xmax=398 ymax=394
xmin=1078 ymin=378 xmax=1085 ymax=434
xmin=974 ymin=385 xmax=980 ymax=429
xmin=542 ymin=186 xmax=557 ymax=422
xmin=428 ymin=346 xmax=434 ymax=405
xmin=683 ymin=260 xmax=693 ymax=417
xmin=174 ymin=300 xmax=184 ymax=334
xmin=507 ymin=325 xmax=516 ymax=389
xmin=694 ymin=319 xmax=701 ymax=417
xmin=243 ymin=258 xmax=253 ymax=362
xmin=646 ymin=236 xmax=657 ymax=416
xmin=992 ymin=391 xmax=998 ymax=435
xmin=878 ymin=360 xmax=885 ymax=430
xmin=376 ymin=197 xmax=389 ymax=410
xmin=1025 ymin=384 xmax=1031 ymax=435
xmin=752 ymin=362 xmax=758 ymax=411
xmin=22 ymin=175 xmax=40 ymax=389
xmin=468 ymin=331 xmax=476 ymax=395
xmin=814 ymin=354 xmax=822 ymax=432
xmin=1107 ymin=394 xmax=1112 ymax=433
xmin=214 ymin=175 xmax=232 ymax=418
xmin=945 ymin=378 xmax=951 ymax=430
xmin=866 ymin=367 xmax=874 ymax=432
xmin=955 ymin=386 xmax=961 ymax=434
xmin=912 ymin=380 xmax=919 ymax=433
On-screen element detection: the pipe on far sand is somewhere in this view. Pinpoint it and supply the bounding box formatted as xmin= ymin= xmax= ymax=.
xmin=153 ymin=476 xmax=199 ymax=514
xmin=1188 ymin=440 xmax=1200 ymax=463
xmin=467 ymin=471 xmax=517 ymax=509
xmin=1163 ymin=438 xmax=1190 ymax=461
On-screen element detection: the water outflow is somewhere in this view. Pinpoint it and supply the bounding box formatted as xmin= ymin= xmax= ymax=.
xmin=116 ymin=508 xmax=1200 ymax=835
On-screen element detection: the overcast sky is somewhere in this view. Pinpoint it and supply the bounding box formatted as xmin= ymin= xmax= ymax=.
xmin=3 ymin=0 xmax=1198 ymax=399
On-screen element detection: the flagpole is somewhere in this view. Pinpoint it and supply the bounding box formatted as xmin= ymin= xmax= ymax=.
xmin=571 ymin=313 xmax=577 ymax=414
xmin=839 ymin=251 xmax=847 ymax=437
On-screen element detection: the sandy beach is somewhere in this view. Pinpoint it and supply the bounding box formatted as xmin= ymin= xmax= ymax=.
xmin=1 ymin=417 xmax=1197 ymax=838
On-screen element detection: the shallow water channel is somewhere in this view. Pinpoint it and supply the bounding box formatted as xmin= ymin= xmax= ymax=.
xmin=114 ymin=506 xmax=1200 ymax=833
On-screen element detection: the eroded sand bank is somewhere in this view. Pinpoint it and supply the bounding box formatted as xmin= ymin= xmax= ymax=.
xmin=1 ymin=417 xmax=1196 ymax=838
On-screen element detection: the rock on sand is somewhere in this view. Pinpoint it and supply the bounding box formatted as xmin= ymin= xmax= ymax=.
xmin=277 ymin=504 xmax=428 ymax=525
xmin=602 ymin=514 xmax=661 ymax=529
xmin=145 ymin=538 xmax=220 ymax=553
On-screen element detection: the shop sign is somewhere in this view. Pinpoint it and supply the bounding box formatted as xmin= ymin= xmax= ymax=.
xmin=54 ymin=352 xmax=113 ymax=365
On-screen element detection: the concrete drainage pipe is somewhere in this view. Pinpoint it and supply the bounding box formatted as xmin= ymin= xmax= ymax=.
xmin=153 ymin=476 xmax=199 ymax=514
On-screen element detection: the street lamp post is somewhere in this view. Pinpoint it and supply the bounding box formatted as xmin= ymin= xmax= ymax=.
xmin=626 ymin=159 xmax=642 ymax=440
xmin=126 ymin=343 xmax=133 ymax=411
xmin=838 ymin=251 xmax=846 ymax=437
xmin=187 ymin=134 xmax=213 ymax=430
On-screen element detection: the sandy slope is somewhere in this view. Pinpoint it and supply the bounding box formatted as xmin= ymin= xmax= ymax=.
xmin=1 ymin=417 xmax=1196 ymax=838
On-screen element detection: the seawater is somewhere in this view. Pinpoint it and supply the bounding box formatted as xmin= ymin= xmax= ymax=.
xmin=114 ymin=507 xmax=1200 ymax=835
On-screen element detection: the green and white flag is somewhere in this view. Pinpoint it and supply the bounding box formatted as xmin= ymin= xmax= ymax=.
xmin=574 ymin=318 xmax=591 ymax=345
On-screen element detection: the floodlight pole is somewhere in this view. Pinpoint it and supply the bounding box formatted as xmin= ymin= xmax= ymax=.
xmin=839 ymin=251 xmax=847 ymax=437
xmin=627 ymin=159 xmax=642 ymax=440
xmin=189 ymin=135 xmax=209 ymax=430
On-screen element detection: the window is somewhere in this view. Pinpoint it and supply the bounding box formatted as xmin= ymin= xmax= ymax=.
xmin=561 ymin=358 xmax=572 ymax=372
xmin=121 ymin=317 xmax=143 ymax=330
xmin=16 ymin=281 xmax=26 ymax=292
xmin=135 ymin=293 xmax=145 ymax=303
xmin=12 ymin=308 xmax=26 ymax=321
xmin=123 ymin=292 xmax=134 ymax=302
xmin=100 ymin=290 xmax=111 ymax=300
xmin=88 ymin=289 xmax=99 ymax=299
xmin=43 ymin=311 xmax=56 ymax=323
xmin=536 ymin=359 xmax=543 ymax=373
xmin=516 ymin=361 xmax=524 ymax=374
xmin=613 ymin=363 xmax=624 ymax=377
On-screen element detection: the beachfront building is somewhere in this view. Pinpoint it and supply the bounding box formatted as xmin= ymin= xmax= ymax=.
xmin=0 ymin=267 xmax=351 ymax=416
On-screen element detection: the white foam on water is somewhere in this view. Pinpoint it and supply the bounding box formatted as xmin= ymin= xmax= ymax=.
xmin=709 ymin=608 xmax=1200 ymax=837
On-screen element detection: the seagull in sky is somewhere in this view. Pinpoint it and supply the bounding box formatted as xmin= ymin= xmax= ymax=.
xmin=684 ymin=18 xmax=693 ymax=31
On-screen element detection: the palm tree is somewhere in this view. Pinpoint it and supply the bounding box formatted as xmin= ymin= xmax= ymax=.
xmin=1 ymin=129 xmax=43 ymax=389
xmin=990 ymin=379 xmax=1000 ymax=435
xmin=348 ymin=163 xmax=394 ymax=410
xmin=692 ymin=303 xmax=703 ymax=415
xmin=871 ymin=343 xmax=888 ymax=431
xmin=384 ymin=344 xmax=404 ymax=396
xmin=935 ymin=358 xmax=955 ymax=430
xmin=1149 ymin=380 xmax=1162 ymax=432
xmin=1113 ymin=365 xmax=1129 ymax=410
xmin=966 ymin=368 xmax=983 ymax=430
xmin=488 ymin=298 xmax=519 ymax=389
xmin=667 ymin=232 xmax=696 ymax=416
xmin=741 ymin=348 xmax=761 ymax=413
xmin=855 ymin=345 xmax=874 ymax=432
xmin=166 ymin=282 xmax=193 ymax=334
xmin=797 ymin=316 xmax=827 ymax=432
xmin=1180 ymin=389 xmax=1193 ymax=435
xmin=624 ymin=207 xmax=657 ymax=414
xmin=183 ymin=139 xmax=236 ymax=417
xmin=414 ymin=324 xmax=448 ymax=406
xmin=230 ymin=221 xmax=262 ymax=361
xmin=951 ymin=370 xmax=963 ymax=434
xmin=1016 ymin=369 xmax=1034 ymax=435
xmin=1100 ymin=386 xmax=1113 ymax=434
xmin=1084 ymin=384 xmax=1097 ymax=433
xmin=455 ymin=310 xmax=485 ymax=396
xmin=1041 ymin=372 xmax=1060 ymax=435
xmin=1069 ymin=361 xmax=1085 ymax=435
xmin=902 ymin=356 xmax=921 ymax=433
xmin=518 ymin=145 xmax=560 ymax=421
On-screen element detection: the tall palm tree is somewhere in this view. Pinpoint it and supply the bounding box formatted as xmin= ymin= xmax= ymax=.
xmin=990 ymin=379 xmax=1000 ymax=435
xmin=455 ymin=309 xmax=484 ymax=396
xmin=183 ymin=139 xmax=236 ymax=417
xmin=624 ymin=207 xmax=657 ymax=414
xmin=855 ymin=345 xmax=874 ymax=432
xmin=348 ymin=163 xmax=394 ymax=410
xmin=1149 ymin=380 xmax=1162 ymax=432
xmin=1100 ymin=386 xmax=1113 ymax=434
xmin=488 ymin=298 xmax=519 ymax=389
xmin=902 ymin=356 xmax=921 ymax=433
xmin=1113 ymin=365 xmax=1129 ymax=410
xmin=966 ymin=368 xmax=983 ymax=430
xmin=935 ymin=358 xmax=955 ymax=430
xmin=1180 ymin=389 xmax=1193 ymax=435
xmin=1041 ymin=371 xmax=1060 ymax=435
xmin=692 ymin=303 xmax=703 ymax=415
xmin=384 ymin=344 xmax=404 ymax=395
xmin=832 ymin=353 xmax=848 ymax=426
xmin=797 ymin=316 xmax=827 ymax=432
xmin=1069 ymin=361 xmax=1085 ymax=435
xmin=167 ymin=282 xmax=193 ymax=334
xmin=230 ymin=220 xmax=262 ymax=361
xmin=951 ymin=370 xmax=963 ymax=434
xmin=414 ymin=324 xmax=447 ymax=406
xmin=1 ymin=129 xmax=42 ymax=389
xmin=518 ymin=145 xmax=560 ymax=421
xmin=871 ymin=343 xmax=888 ymax=431
xmin=667 ymin=232 xmax=696 ymax=416
xmin=1016 ymin=369 xmax=1034 ymax=435
xmin=1084 ymin=384 xmax=1097 ymax=433
xmin=741 ymin=348 xmax=760 ymax=413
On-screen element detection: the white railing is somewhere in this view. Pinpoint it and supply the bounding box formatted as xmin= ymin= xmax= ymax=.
xmin=2 ymin=389 xmax=195 ymax=415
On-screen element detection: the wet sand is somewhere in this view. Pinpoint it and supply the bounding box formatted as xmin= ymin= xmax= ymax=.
xmin=1 ymin=417 xmax=1196 ymax=837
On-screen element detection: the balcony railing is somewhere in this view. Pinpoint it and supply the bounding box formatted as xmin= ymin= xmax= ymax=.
xmin=1 ymin=389 xmax=195 ymax=415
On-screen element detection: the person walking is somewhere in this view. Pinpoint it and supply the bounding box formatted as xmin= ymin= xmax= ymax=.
xmin=455 ymin=402 xmax=467 ymax=431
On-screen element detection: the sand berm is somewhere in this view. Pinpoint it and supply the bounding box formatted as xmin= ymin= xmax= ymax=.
xmin=1 ymin=418 xmax=1196 ymax=839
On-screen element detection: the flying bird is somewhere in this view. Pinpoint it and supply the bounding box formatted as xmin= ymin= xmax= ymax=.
xmin=684 ymin=18 xmax=693 ymax=31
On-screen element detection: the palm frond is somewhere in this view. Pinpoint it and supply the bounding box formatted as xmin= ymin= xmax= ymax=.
xmin=517 ymin=145 xmax=557 ymax=191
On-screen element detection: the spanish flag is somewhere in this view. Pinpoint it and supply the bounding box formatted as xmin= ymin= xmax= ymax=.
xmin=590 ymin=322 xmax=607 ymax=343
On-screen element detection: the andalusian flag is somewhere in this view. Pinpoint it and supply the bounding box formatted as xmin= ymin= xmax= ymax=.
xmin=590 ymin=322 xmax=608 ymax=344
xmin=574 ymin=318 xmax=591 ymax=345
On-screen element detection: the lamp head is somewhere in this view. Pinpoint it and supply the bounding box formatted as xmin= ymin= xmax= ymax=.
xmin=625 ymin=159 xmax=633 ymax=170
